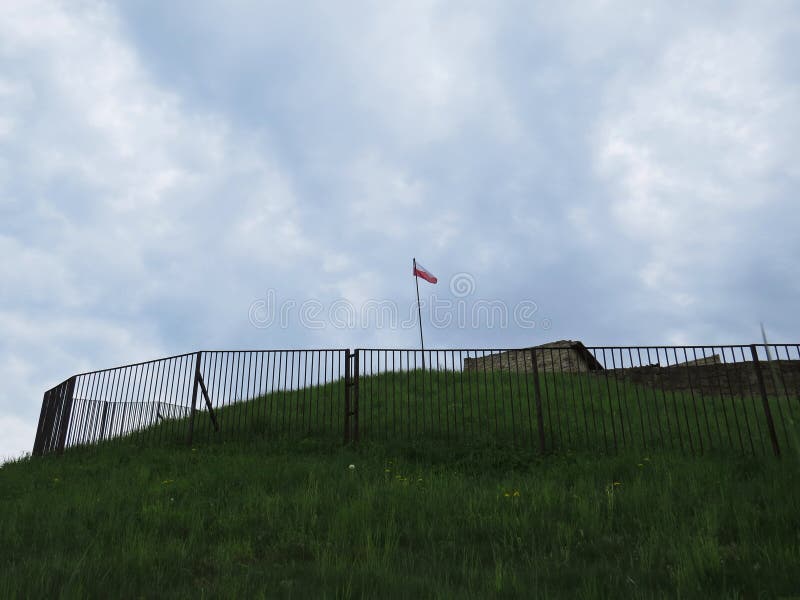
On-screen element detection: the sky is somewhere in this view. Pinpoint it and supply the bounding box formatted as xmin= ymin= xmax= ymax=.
xmin=1 ymin=0 xmax=798 ymax=461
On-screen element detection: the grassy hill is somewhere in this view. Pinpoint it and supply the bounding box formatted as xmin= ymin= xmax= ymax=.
xmin=4 ymin=371 xmax=800 ymax=598
xmin=142 ymin=368 xmax=797 ymax=457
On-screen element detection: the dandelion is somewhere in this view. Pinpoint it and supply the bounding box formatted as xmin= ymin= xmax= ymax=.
xmin=348 ymin=464 xmax=355 ymax=470
xmin=504 ymin=492 xmax=511 ymax=497
xmin=613 ymin=481 xmax=621 ymax=486
xmin=512 ymin=490 xmax=520 ymax=497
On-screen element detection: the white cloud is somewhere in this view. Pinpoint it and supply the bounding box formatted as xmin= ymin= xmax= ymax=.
xmin=592 ymin=25 xmax=800 ymax=329
xmin=343 ymin=2 xmax=516 ymax=145
xmin=1 ymin=0 xmax=799 ymax=459
xmin=0 ymin=0 xmax=314 ymax=456
xmin=0 ymin=414 xmax=35 ymax=464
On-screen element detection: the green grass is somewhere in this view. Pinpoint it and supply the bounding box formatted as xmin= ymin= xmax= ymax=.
xmin=169 ymin=369 xmax=798 ymax=458
xmin=2 ymin=436 xmax=800 ymax=598
xmin=17 ymin=370 xmax=800 ymax=597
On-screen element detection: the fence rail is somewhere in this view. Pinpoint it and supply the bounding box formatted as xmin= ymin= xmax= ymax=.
xmin=33 ymin=344 xmax=800 ymax=458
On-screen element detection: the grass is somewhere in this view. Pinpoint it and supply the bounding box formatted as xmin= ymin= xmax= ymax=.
xmin=16 ymin=369 xmax=800 ymax=597
xmin=2 ymin=436 xmax=800 ymax=598
xmin=152 ymin=369 xmax=797 ymax=458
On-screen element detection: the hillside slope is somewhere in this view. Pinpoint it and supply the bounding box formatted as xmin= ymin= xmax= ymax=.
xmin=2 ymin=433 xmax=800 ymax=598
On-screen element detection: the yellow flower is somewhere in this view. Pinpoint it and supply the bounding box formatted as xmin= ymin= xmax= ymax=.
xmin=162 ymin=479 xmax=174 ymax=485
xmin=613 ymin=481 xmax=621 ymax=486
xmin=513 ymin=490 xmax=520 ymax=497
xmin=504 ymin=492 xmax=511 ymax=497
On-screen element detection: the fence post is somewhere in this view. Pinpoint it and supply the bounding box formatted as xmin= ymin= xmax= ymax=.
xmin=100 ymin=402 xmax=108 ymax=441
xmin=56 ymin=377 xmax=76 ymax=454
xmin=354 ymin=350 xmax=360 ymax=443
xmin=750 ymin=345 xmax=781 ymax=457
xmin=32 ymin=389 xmax=53 ymax=457
xmin=187 ymin=351 xmax=203 ymax=446
xmin=530 ymin=348 xmax=546 ymax=455
xmin=344 ymin=349 xmax=351 ymax=444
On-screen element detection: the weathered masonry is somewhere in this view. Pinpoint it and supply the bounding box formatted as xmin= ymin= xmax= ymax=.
xmin=463 ymin=340 xmax=604 ymax=373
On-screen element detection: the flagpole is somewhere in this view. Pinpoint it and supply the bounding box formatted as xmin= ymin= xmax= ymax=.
xmin=414 ymin=258 xmax=425 ymax=370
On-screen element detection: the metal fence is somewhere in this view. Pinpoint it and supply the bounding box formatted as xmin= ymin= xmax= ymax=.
xmin=33 ymin=344 xmax=800 ymax=458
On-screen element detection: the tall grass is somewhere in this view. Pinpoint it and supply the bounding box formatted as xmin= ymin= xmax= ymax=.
xmin=152 ymin=369 xmax=797 ymax=459
xmin=2 ymin=435 xmax=799 ymax=598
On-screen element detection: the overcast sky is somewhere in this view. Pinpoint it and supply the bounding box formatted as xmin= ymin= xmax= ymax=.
xmin=2 ymin=1 xmax=798 ymax=460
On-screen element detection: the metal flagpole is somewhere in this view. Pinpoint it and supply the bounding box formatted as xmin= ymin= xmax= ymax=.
xmin=414 ymin=258 xmax=425 ymax=370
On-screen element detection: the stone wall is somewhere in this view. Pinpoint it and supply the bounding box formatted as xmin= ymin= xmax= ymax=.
xmin=463 ymin=344 xmax=597 ymax=374
xmin=674 ymin=354 xmax=722 ymax=367
xmin=603 ymin=360 xmax=800 ymax=398
xmin=464 ymin=347 xmax=800 ymax=398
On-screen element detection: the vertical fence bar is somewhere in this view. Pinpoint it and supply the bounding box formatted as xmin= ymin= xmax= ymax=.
xmin=672 ymin=348 xmax=694 ymax=455
xmin=767 ymin=345 xmax=789 ymax=448
xmin=720 ymin=347 xmax=744 ymax=454
xmin=32 ymin=389 xmax=52 ymax=456
xmin=735 ymin=346 xmax=759 ymax=455
xmin=55 ymin=377 xmax=76 ymax=454
xmin=344 ymin=350 xmax=351 ymax=444
xmin=772 ymin=345 xmax=794 ymax=448
xmin=578 ymin=349 xmax=599 ymax=448
xmin=530 ymin=348 xmax=546 ymax=455
xmin=354 ymin=350 xmax=360 ymax=443
xmin=751 ymin=345 xmax=781 ymax=457
xmin=187 ymin=352 xmax=202 ymax=446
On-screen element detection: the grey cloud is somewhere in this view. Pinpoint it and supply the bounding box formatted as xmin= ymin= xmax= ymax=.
xmin=1 ymin=0 xmax=798 ymax=461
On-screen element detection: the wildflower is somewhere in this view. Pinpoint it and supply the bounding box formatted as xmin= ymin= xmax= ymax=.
xmin=348 ymin=464 xmax=355 ymax=470
xmin=643 ymin=457 xmax=650 ymax=462
xmin=384 ymin=468 xmax=391 ymax=473
xmin=613 ymin=481 xmax=621 ymax=486
xmin=637 ymin=463 xmax=643 ymax=467
xmin=504 ymin=492 xmax=511 ymax=497
xmin=513 ymin=490 xmax=520 ymax=497
xmin=417 ymin=478 xmax=423 ymax=483
xmin=162 ymin=479 xmax=174 ymax=485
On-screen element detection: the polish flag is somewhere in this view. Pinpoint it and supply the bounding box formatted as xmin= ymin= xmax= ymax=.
xmin=413 ymin=261 xmax=438 ymax=284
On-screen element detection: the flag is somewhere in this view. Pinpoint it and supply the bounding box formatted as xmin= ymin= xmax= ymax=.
xmin=413 ymin=261 xmax=438 ymax=284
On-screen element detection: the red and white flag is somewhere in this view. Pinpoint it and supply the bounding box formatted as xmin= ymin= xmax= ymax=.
xmin=413 ymin=261 xmax=438 ymax=284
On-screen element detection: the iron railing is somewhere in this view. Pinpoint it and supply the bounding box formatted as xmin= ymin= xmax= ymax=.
xmin=33 ymin=344 xmax=800 ymax=458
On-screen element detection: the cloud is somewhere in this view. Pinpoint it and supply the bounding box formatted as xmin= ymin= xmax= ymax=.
xmin=0 ymin=1 xmax=315 ymax=444
xmin=1 ymin=0 xmax=798 ymax=460
xmin=0 ymin=414 xmax=35 ymax=464
xmin=591 ymin=23 xmax=800 ymax=341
